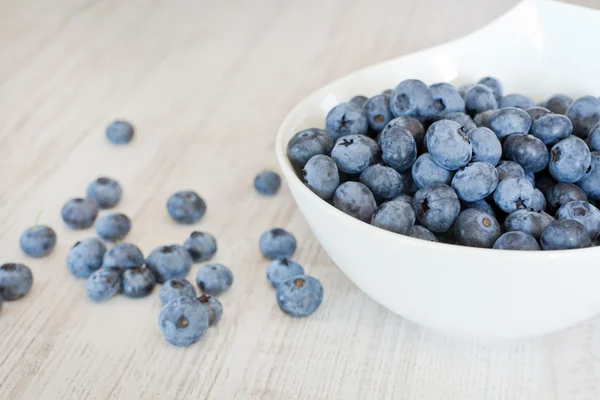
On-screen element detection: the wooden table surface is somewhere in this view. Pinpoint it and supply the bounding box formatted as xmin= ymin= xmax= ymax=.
xmin=2 ymin=0 xmax=600 ymax=399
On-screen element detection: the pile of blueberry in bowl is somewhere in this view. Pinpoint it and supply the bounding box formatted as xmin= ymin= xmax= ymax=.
xmin=286 ymin=77 xmax=600 ymax=251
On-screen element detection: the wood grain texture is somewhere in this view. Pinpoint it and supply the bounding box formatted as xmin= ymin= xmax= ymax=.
xmin=1 ymin=0 xmax=599 ymax=399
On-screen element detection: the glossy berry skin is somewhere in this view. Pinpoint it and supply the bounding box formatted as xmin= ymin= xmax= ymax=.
xmin=496 ymin=160 xmax=525 ymax=182
xmin=95 ymin=213 xmax=131 ymax=242
xmin=0 ymin=263 xmax=33 ymax=300
xmin=473 ymin=109 xmax=496 ymax=128
xmin=493 ymin=231 xmax=540 ymax=250
xmin=502 ymin=134 xmax=549 ymax=173
xmin=19 ymin=225 xmax=56 ymax=257
xmin=106 ymin=120 xmax=134 ymax=144
xmin=557 ymin=201 xmax=600 ymax=240
xmin=411 ymin=153 xmax=454 ymax=189
xmin=350 ymin=95 xmax=368 ymax=108
xmin=86 ymin=268 xmax=120 ymax=302
xmin=158 ymin=297 xmax=209 ymax=347
xmin=364 ymin=94 xmax=392 ymax=132
xmin=526 ymin=106 xmax=551 ymax=123
xmin=167 ymin=191 xmax=206 ymax=224
xmin=371 ymin=200 xmax=416 ymax=235
xmin=540 ymin=219 xmax=592 ymax=250
xmin=413 ymin=184 xmax=461 ymax=233
xmin=183 ymin=231 xmax=217 ymax=263
xmin=493 ymin=177 xmax=535 ymax=214
xmin=61 ymin=198 xmax=98 ymax=229
xmin=196 ymin=263 xmax=233 ymax=295
xmin=468 ymin=127 xmax=502 ymax=166
xmin=499 ymin=94 xmax=534 ymax=110
xmin=548 ymin=136 xmax=591 ymax=183
xmin=531 ymin=114 xmax=572 ymax=146
xmin=67 ymin=238 xmax=107 ymax=278
xmin=389 ymin=79 xmax=434 ymax=120
xmin=254 ymin=171 xmax=281 ymax=196
xmin=442 ymin=112 xmax=477 ymax=132
xmin=121 ymin=267 xmax=156 ymax=298
xmin=103 ymin=242 xmax=144 ymax=270
xmin=197 ymin=295 xmax=223 ymax=326
xmin=276 ymin=275 xmax=323 ymax=318
xmin=380 ymin=116 xmax=425 ymax=147
xmin=451 ymin=162 xmax=499 ymax=202
xmin=504 ymin=209 xmax=554 ymax=239
xmin=259 ymin=228 xmax=297 ymax=260
xmin=266 ymin=258 xmax=304 ymax=288
xmin=544 ymin=94 xmax=572 ymax=115
xmin=146 ymin=245 xmax=193 ymax=283
xmin=478 ymin=77 xmax=503 ymax=102
xmin=407 ymin=225 xmax=438 ymax=242
xmin=86 ymin=177 xmax=122 ymax=209
xmin=360 ymin=164 xmax=403 ymax=200
xmin=333 ymin=182 xmax=377 ymax=223
xmin=589 ymin=124 xmax=600 ymax=151
xmin=287 ymin=128 xmax=334 ymax=169
xmin=325 ymin=102 xmax=368 ymax=141
xmin=429 ymin=82 xmax=465 ymax=117
xmin=159 ymin=279 xmax=197 ymax=305
xmin=576 ymin=151 xmax=600 ymax=200
xmin=546 ymin=183 xmax=588 ymax=213
xmin=465 ymin=84 xmax=498 ymax=115
xmin=458 ymin=84 xmax=474 ymax=100
xmin=425 ymin=120 xmax=472 ymax=171
xmin=454 ymin=209 xmax=501 ymax=248
xmin=331 ymin=134 xmax=378 ymax=174
xmin=302 ymin=155 xmax=340 ymax=200
xmin=488 ymin=107 xmax=531 ymax=139
xmin=380 ymin=127 xmax=417 ymax=172
xmin=565 ymin=95 xmax=600 ymax=138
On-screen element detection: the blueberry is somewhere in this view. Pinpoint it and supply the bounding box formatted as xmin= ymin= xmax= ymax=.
xmin=380 ymin=127 xmax=417 ymax=172
xmin=425 ymin=120 xmax=472 ymax=170
xmin=589 ymin=123 xmax=600 ymax=151
xmin=158 ymin=297 xmax=209 ymax=347
xmin=548 ymin=136 xmax=591 ymax=183
xmin=496 ymin=160 xmax=525 ymax=182
xmin=413 ymin=184 xmax=461 ymax=232
xmin=287 ymin=128 xmax=334 ymax=169
xmin=364 ymin=94 xmax=392 ymax=132
xmin=350 ymin=95 xmax=368 ymax=108
xmin=546 ymin=183 xmax=588 ymax=212
xmin=468 ymin=127 xmax=502 ymax=166
xmin=451 ymin=162 xmax=498 ymax=202
xmin=530 ymin=114 xmax=573 ymax=146
xmin=103 ymin=242 xmax=144 ymax=270
xmin=441 ymin=112 xmax=478 ymax=132
xmin=360 ymin=164 xmax=404 ymax=200
xmin=380 ymin=116 xmax=425 ymax=147
xmin=197 ymin=294 xmax=223 ymax=326
xmin=86 ymin=177 xmax=122 ymax=209
xmin=502 ymin=134 xmax=549 ymax=172
xmin=429 ymin=82 xmax=465 ymax=118
xmin=524 ymin=171 xmax=536 ymax=186
xmin=473 ymin=110 xmax=496 ymax=128
xmin=394 ymin=194 xmax=414 ymax=204
xmin=400 ymin=170 xmax=419 ymax=196
xmin=540 ymin=219 xmax=592 ymax=250
xmin=530 ymin=188 xmax=547 ymax=212
xmin=159 ymin=279 xmax=197 ymax=305
xmin=371 ymin=200 xmax=416 ymax=234
xmin=465 ymin=84 xmax=498 ymax=115
xmin=458 ymin=84 xmax=474 ymax=100
xmin=493 ymin=177 xmax=535 ymax=213
xmin=462 ymin=199 xmax=496 ymax=217
xmin=266 ymin=258 xmax=304 ymax=288
xmin=61 ymin=198 xmax=98 ymax=229
xmin=95 ymin=213 xmax=131 ymax=242
xmin=565 ymin=95 xmax=600 ymax=138
xmin=576 ymin=151 xmax=600 ymax=199
xmin=333 ymin=182 xmax=377 ymax=222
xmin=146 ymin=245 xmax=192 ymax=283
xmin=544 ymin=94 xmax=572 ymax=115
xmin=488 ymin=107 xmax=531 ymax=139
xmin=184 ymin=231 xmax=217 ymax=263
xmin=557 ymin=201 xmax=600 ymax=240
xmin=325 ymin=102 xmax=368 ymax=141
xmin=196 ymin=263 xmax=233 ymax=295
xmin=331 ymin=134 xmax=378 ymax=174
xmin=411 ymin=153 xmax=454 ymax=189
xmin=86 ymin=268 xmax=120 ymax=302
xmin=389 ymin=79 xmax=433 ymax=120
xmin=121 ymin=267 xmax=156 ymax=298
xmin=259 ymin=228 xmax=297 ymax=259
xmin=0 ymin=263 xmax=33 ymax=300
xmin=166 ymin=191 xmax=206 ymax=224
xmin=407 ymin=225 xmax=438 ymax=242
xmin=67 ymin=238 xmax=107 ymax=278
xmin=276 ymin=275 xmax=323 ymax=317
xmin=106 ymin=120 xmax=134 ymax=144
xmin=454 ymin=209 xmax=501 ymax=248
xmin=302 ymin=155 xmax=340 ymax=200
xmin=254 ymin=170 xmax=281 ymax=196
xmin=499 ymin=94 xmax=534 ymax=109
xmin=382 ymin=89 xmax=393 ymax=96
xmin=478 ymin=77 xmax=503 ymax=102
xmin=504 ymin=209 xmax=554 ymax=239
xmin=526 ymin=106 xmax=551 ymax=123
xmin=493 ymin=231 xmax=540 ymax=250
xmin=19 ymin=225 xmax=56 ymax=257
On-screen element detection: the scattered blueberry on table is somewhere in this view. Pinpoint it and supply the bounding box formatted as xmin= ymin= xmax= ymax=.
xmin=106 ymin=120 xmax=134 ymax=145
xmin=159 ymin=279 xmax=197 ymax=305
xmin=195 ymin=263 xmax=233 ymax=295
xmin=167 ymin=190 xmax=206 ymax=224
xmin=86 ymin=268 xmax=121 ymax=302
xmin=197 ymin=295 xmax=223 ymax=326
xmin=67 ymin=238 xmax=107 ymax=278
xmin=254 ymin=170 xmax=281 ymax=196
xmin=146 ymin=245 xmax=193 ymax=283
xmin=0 ymin=263 xmax=33 ymax=301
xmin=103 ymin=242 xmax=145 ymax=270
xmin=95 ymin=212 xmax=131 ymax=242
xmin=121 ymin=267 xmax=156 ymax=298
xmin=61 ymin=198 xmax=99 ymax=229
xmin=159 ymin=296 xmax=209 ymax=347
xmin=266 ymin=258 xmax=304 ymax=289
xmin=87 ymin=177 xmax=122 ymax=209
xmin=276 ymin=275 xmax=323 ymax=318
xmin=20 ymin=225 xmax=56 ymax=258
xmin=259 ymin=228 xmax=297 ymax=260
xmin=183 ymin=231 xmax=217 ymax=263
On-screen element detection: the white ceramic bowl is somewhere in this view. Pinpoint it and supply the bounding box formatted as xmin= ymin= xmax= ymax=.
xmin=276 ymin=0 xmax=600 ymax=338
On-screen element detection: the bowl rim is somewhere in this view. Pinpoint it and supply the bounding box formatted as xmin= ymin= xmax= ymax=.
xmin=275 ymin=0 xmax=600 ymax=258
